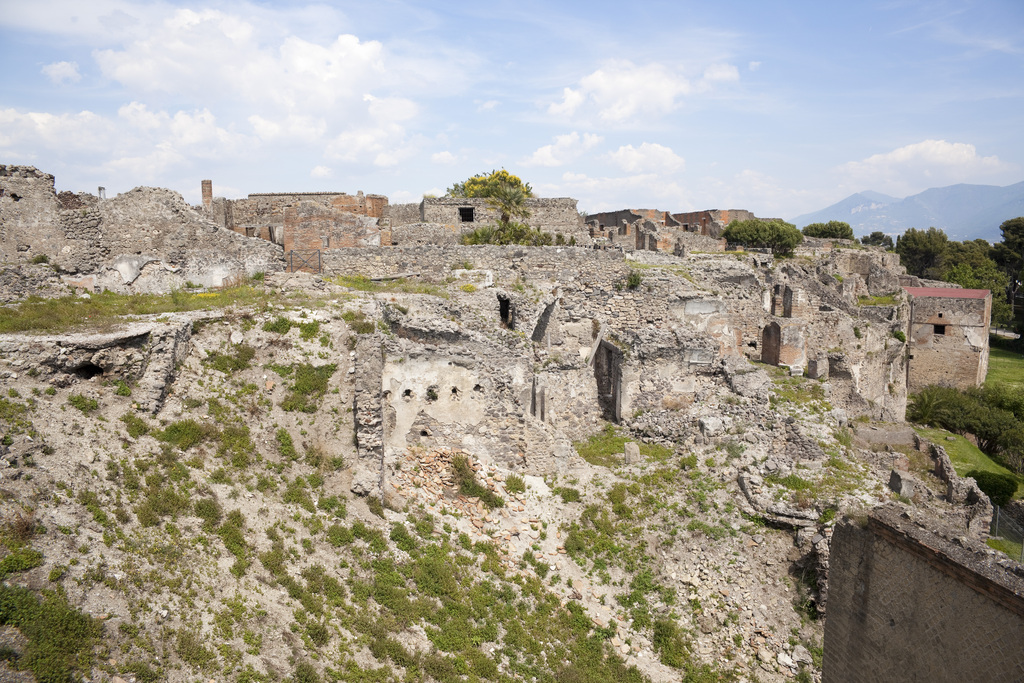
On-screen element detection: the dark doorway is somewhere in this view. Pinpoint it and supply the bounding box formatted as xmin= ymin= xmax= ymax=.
xmin=761 ymin=322 xmax=781 ymax=366
xmin=594 ymin=340 xmax=622 ymax=423
xmin=497 ymin=294 xmax=516 ymax=330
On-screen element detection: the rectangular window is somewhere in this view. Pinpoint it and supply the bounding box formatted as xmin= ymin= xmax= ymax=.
xmin=459 ymin=207 xmax=475 ymax=222
xmin=934 ymin=324 xmax=946 ymax=335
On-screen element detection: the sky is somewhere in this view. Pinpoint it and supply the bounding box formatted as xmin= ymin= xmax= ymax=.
xmin=1 ymin=0 xmax=1023 ymax=219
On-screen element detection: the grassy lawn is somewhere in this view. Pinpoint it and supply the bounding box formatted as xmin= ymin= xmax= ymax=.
xmin=915 ymin=426 xmax=1024 ymax=499
xmin=986 ymin=344 xmax=1024 ymax=390
xmin=573 ymin=423 xmax=673 ymax=467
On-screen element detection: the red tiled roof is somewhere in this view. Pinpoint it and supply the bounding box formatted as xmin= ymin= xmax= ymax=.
xmin=902 ymin=287 xmax=990 ymax=299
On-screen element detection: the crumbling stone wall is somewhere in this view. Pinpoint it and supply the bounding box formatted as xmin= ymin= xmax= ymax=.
xmin=0 ymin=165 xmax=63 ymax=262
xmin=825 ymin=507 xmax=1024 ymax=683
xmin=671 ymin=209 xmax=755 ymax=237
xmin=206 ymin=188 xmax=386 ymax=245
xmin=388 ymin=197 xmax=589 ymax=243
xmin=282 ymin=202 xmax=382 ymax=252
xmin=905 ymin=287 xmax=991 ymax=392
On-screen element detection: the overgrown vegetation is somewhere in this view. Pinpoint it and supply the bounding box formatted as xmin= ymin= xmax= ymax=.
xmin=573 ymin=423 xmax=672 ymax=467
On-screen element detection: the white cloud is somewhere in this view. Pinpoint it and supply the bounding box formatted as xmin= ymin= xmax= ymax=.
xmin=477 ymin=100 xmax=499 ymax=112
xmin=607 ymin=143 xmax=684 ymax=173
xmin=310 ymin=165 xmax=332 ymax=178
xmin=702 ymin=63 xmax=739 ymax=82
xmin=548 ymin=59 xmax=740 ymax=124
xmin=432 ymin=151 xmax=457 ymax=164
xmin=88 ymin=7 xmax=422 ymax=166
xmin=42 ymin=61 xmax=81 ymax=84
xmin=840 ymin=139 xmax=1013 ymax=195
xmin=748 ymin=61 xmax=761 ymax=71
xmin=523 ymin=131 xmax=603 ymax=167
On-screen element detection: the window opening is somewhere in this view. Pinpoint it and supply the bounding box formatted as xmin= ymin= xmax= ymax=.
xmin=934 ymin=325 xmax=946 ymax=335
xmin=459 ymin=207 xmax=475 ymax=222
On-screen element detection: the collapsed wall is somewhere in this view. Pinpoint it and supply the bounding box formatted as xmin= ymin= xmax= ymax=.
xmin=825 ymin=506 xmax=1024 ymax=683
xmin=0 ymin=167 xmax=284 ymax=292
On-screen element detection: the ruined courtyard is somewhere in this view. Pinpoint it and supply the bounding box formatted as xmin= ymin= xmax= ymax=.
xmin=0 ymin=166 xmax=1021 ymax=683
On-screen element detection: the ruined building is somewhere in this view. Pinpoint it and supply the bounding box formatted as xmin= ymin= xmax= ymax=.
xmin=904 ymin=286 xmax=992 ymax=392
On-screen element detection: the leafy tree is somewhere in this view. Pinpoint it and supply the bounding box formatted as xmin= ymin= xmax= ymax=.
xmin=944 ymin=259 xmax=1012 ymax=325
xmin=992 ymin=217 xmax=1024 ymax=320
xmin=446 ymin=170 xmax=533 ymax=199
xmin=721 ymin=219 xmax=803 ymax=257
xmin=802 ymin=221 xmax=854 ymax=240
xmin=487 ymin=181 xmax=531 ymax=224
xmin=862 ymin=231 xmax=894 ymax=249
xmin=895 ymin=227 xmax=948 ymax=279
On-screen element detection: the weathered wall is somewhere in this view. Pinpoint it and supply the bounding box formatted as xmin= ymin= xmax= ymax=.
xmin=383 ymin=202 xmax=424 ymax=228
xmin=282 ymin=202 xmax=382 ymax=252
xmin=672 ymin=209 xmax=755 ymax=237
xmin=207 ymin=188 xmax=386 ymax=244
xmin=824 ymin=508 xmax=1024 ymax=683
xmin=906 ymin=289 xmax=990 ymax=392
xmin=0 ymin=165 xmax=63 ymax=262
xmin=390 ymin=197 xmax=588 ymax=243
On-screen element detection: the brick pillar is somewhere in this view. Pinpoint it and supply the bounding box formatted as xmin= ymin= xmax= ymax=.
xmin=201 ymin=180 xmax=213 ymax=212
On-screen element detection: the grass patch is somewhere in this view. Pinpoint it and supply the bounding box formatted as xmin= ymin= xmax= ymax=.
xmin=986 ymin=344 xmax=1024 ymax=390
xmin=0 ymin=284 xmax=270 ymax=334
xmin=204 ymin=344 xmax=256 ymax=373
xmin=857 ymin=293 xmax=899 ymax=306
xmin=67 ymin=394 xmax=99 ymax=414
xmin=915 ymin=426 xmax=1024 ymax=499
xmin=573 ymin=423 xmax=671 ymax=467
xmin=332 ymin=275 xmax=447 ymax=298
xmin=280 ymin=364 xmax=336 ymax=413
xmin=0 ymin=585 xmax=101 ymax=682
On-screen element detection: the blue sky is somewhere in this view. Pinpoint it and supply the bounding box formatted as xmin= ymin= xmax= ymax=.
xmin=1 ymin=0 xmax=1022 ymax=219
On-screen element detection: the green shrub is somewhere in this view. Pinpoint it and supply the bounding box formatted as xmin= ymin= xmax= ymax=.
xmin=155 ymin=419 xmax=213 ymax=450
xmin=892 ymin=330 xmax=906 ymax=342
xmin=722 ymin=218 xmax=803 ymax=256
xmin=67 ymin=394 xmax=98 ymax=414
xmin=625 ymin=270 xmax=643 ymax=290
xmin=204 ymin=344 xmax=256 ymax=373
xmin=505 ymin=474 xmax=526 ymax=494
xmin=30 ymin=254 xmax=49 ymax=264
xmin=802 ymin=221 xmax=854 ymax=240
xmin=0 ymin=546 xmax=44 ymax=579
xmin=262 ymin=317 xmax=293 ymax=334
xmin=0 ymin=584 xmax=100 ymax=681
xmin=967 ymin=470 xmax=1017 ymax=506
xmin=276 ymin=428 xmax=298 ymax=460
xmin=119 ymin=412 xmax=149 ymax=438
xmin=452 ymin=456 xmax=503 ymax=509
xmin=281 ymin=364 xmax=336 ymax=413
xmin=553 ymin=487 xmax=581 ymax=503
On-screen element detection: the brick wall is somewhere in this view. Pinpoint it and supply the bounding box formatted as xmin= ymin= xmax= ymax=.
xmin=824 ymin=508 xmax=1024 ymax=683
xmin=906 ymin=292 xmax=990 ymax=392
xmin=282 ymin=203 xmax=382 ymax=253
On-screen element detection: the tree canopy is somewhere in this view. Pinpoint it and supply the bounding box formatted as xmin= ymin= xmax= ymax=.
xmin=446 ymin=170 xmax=533 ymax=199
xmin=895 ymin=227 xmax=948 ymax=280
xmin=892 ymin=223 xmax=1021 ymax=326
xmin=802 ymin=221 xmax=854 ymax=240
xmin=861 ymin=231 xmax=894 ymax=249
xmin=721 ymin=219 xmax=803 ymax=256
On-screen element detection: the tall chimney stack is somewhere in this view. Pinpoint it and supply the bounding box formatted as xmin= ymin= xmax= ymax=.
xmin=201 ymin=179 xmax=213 ymax=212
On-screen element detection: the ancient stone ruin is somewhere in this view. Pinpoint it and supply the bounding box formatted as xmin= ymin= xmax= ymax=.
xmin=0 ymin=164 xmax=1014 ymax=683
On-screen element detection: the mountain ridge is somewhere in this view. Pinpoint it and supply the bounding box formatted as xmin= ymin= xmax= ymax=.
xmin=791 ymin=181 xmax=1024 ymax=242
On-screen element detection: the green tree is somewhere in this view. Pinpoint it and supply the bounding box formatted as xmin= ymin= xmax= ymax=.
xmin=487 ymin=181 xmax=532 ymax=224
xmin=446 ymin=169 xmax=533 ymax=199
xmin=722 ymin=219 xmax=803 ymax=257
xmin=862 ymin=231 xmax=894 ymax=249
xmin=802 ymin=221 xmax=854 ymax=240
xmin=992 ymin=217 xmax=1024 ymax=320
xmin=895 ymin=227 xmax=948 ymax=279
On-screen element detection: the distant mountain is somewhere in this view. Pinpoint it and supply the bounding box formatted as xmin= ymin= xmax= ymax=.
xmin=791 ymin=182 xmax=1024 ymax=242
